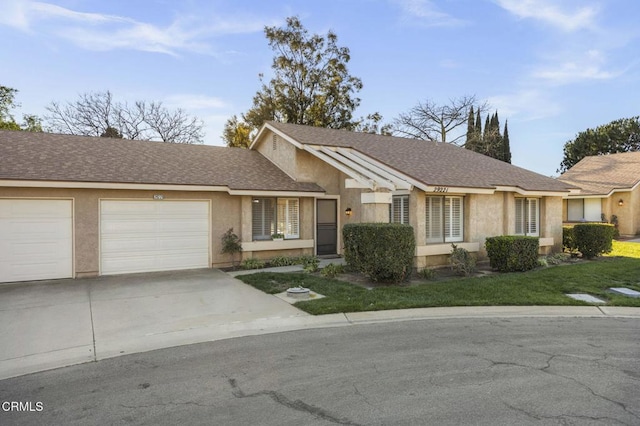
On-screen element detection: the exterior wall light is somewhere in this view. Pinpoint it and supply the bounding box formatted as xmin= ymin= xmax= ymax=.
xmin=618 ymin=199 xmax=624 ymax=206
xmin=345 ymin=207 xmax=352 ymax=217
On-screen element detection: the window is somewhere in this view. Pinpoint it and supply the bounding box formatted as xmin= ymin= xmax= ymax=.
xmin=426 ymin=196 xmax=463 ymax=244
xmin=515 ymin=198 xmax=539 ymax=236
xmin=567 ymin=198 xmax=602 ymax=222
xmin=252 ymin=197 xmax=299 ymax=240
xmin=390 ymin=195 xmax=409 ymax=224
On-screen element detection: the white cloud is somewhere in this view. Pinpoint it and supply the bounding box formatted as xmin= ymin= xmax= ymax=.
xmin=532 ymin=50 xmax=622 ymax=84
xmin=392 ymin=0 xmax=467 ymax=27
xmin=494 ymin=0 xmax=598 ymax=32
xmin=488 ymin=89 xmax=563 ymax=121
xmin=0 ymin=0 xmax=271 ymax=56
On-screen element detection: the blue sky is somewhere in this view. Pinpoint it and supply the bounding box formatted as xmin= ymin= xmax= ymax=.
xmin=1 ymin=0 xmax=638 ymax=177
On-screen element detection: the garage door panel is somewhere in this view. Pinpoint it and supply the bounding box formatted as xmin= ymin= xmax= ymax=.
xmin=100 ymin=201 xmax=210 ymax=275
xmin=0 ymin=200 xmax=73 ymax=283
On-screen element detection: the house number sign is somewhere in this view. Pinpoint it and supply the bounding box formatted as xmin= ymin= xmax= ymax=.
xmin=433 ymin=187 xmax=449 ymax=193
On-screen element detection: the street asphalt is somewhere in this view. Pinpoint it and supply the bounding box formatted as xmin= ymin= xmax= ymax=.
xmin=0 ymin=265 xmax=639 ymax=382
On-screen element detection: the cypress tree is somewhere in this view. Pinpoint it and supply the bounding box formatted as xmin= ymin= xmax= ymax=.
xmin=503 ymin=120 xmax=512 ymax=163
xmin=465 ymin=106 xmax=476 ymax=149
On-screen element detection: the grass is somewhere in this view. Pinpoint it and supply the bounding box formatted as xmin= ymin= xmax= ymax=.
xmin=237 ymin=241 xmax=640 ymax=315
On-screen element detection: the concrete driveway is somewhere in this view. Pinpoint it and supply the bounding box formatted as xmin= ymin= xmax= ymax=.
xmin=0 ymin=269 xmax=315 ymax=380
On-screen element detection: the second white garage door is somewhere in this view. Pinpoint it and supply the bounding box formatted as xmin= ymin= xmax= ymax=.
xmin=100 ymin=200 xmax=210 ymax=275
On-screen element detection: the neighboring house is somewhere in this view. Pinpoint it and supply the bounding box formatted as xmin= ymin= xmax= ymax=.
xmin=558 ymin=152 xmax=640 ymax=237
xmin=0 ymin=123 xmax=576 ymax=283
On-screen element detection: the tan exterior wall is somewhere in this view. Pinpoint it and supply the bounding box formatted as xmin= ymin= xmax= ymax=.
xmin=0 ymin=187 xmax=320 ymax=276
xmin=254 ymin=131 xmax=298 ymax=179
xmin=608 ymin=190 xmax=640 ymax=236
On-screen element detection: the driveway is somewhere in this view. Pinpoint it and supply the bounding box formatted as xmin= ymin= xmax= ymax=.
xmin=0 ymin=269 xmax=314 ymax=380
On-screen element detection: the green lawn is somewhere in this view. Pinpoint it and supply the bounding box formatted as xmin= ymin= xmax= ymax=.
xmin=238 ymin=242 xmax=640 ymax=315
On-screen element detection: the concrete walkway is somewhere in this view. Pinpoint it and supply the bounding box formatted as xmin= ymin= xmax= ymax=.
xmin=1 ymin=266 xmax=639 ymax=381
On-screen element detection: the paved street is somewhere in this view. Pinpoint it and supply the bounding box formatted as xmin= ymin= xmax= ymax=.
xmin=1 ymin=317 xmax=639 ymax=425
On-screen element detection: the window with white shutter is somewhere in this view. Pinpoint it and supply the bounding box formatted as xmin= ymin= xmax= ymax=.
xmin=253 ymin=197 xmax=300 ymax=241
xmin=515 ymin=198 xmax=539 ymax=236
xmin=426 ymin=196 xmax=463 ymax=243
xmin=390 ymin=195 xmax=409 ymax=224
xmin=252 ymin=198 xmax=275 ymax=240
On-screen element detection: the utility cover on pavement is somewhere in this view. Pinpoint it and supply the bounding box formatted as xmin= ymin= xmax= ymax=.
xmin=566 ymin=294 xmax=607 ymax=304
xmin=609 ymin=287 xmax=640 ymax=298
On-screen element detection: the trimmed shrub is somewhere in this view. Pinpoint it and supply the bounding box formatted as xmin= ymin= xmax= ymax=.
xmin=321 ymin=263 xmax=345 ymax=278
xmin=343 ymin=223 xmax=415 ymax=283
xmin=299 ymin=255 xmax=320 ymax=273
xmin=241 ymin=258 xmax=265 ymax=270
xmin=269 ymin=255 xmax=299 ymax=267
xmin=449 ymin=244 xmax=476 ymax=276
xmin=562 ymin=226 xmax=577 ymax=253
xmin=573 ymin=223 xmax=615 ymax=259
xmin=485 ymin=236 xmax=539 ymax=272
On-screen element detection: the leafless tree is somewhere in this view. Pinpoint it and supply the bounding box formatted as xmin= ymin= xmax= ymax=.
xmin=393 ymin=95 xmax=489 ymax=144
xmin=45 ymin=91 xmax=204 ymax=144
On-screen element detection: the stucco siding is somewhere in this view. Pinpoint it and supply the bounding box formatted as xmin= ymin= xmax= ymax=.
xmin=254 ymin=130 xmax=298 ymax=179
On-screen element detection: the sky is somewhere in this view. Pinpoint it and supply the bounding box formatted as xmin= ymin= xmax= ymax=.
xmin=1 ymin=0 xmax=638 ymax=177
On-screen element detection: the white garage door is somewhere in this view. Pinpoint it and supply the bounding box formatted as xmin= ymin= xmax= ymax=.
xmin=0 ymin=199 xmax=73 ymax=283
xmin=100 ymin=200 xmax=210 ymax=275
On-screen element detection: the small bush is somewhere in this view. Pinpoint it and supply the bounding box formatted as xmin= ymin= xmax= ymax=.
xmin=343 ymin=223 xmax=415 ymax=283
xmin=241 ymin=258 xmax=266 ymax=270
xmin=417 ymin=267 xmax=436 ymax=280
xmin=269 ymin=255 xmax=299 ymax=267
xmin=299 ymin=255 xmax=320 ymax=273
xmin=449 ymin=244 xmax=476 ymax=276
xmin=545 ymin=253 xmax=568 ymax=265
xmin=321 ymin=263 xmax=344 ymax=278
xmin=485 ymin=236 xmax=539 ymax=272
xmin=563 ymin=226 xmax=577 ymax=253
xmin=573 ymin=223 xmax=615 ymax=259
xmin=221 ymin=228 xmax=242 ymax=266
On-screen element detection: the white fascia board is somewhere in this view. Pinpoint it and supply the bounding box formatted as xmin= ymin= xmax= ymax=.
xmin=302 ymin=145 xmax=375 ymax=189
xmin=345 ymin=179 xmax=371 ymax=189
xmin=494 ymin=186 xmax=568 ymax=197
xmin=0 ymin=180 xmax=229 ymax=192
xmin=318 ymin=147 xmax=395 ymax=191
xmin=347 ymin=149 xmax=431 ymax=192
xmin=423 ymin=186 xmax=495 ymax=195
xmin=228 ymin=189 xmax=325 ymax=197
xmin=335 ymin=148 xmax=412 ymax=190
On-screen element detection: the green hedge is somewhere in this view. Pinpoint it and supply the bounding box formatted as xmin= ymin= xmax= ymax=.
xmin=563 ymin=226 xmax=577 ymax=253
xmin=572 ymin=223 xmax=615 ymax=258
xmin=485 ymin=236 xmax=539 ymax=272
xmin=343 ymin=223 xmax=415 ymax=283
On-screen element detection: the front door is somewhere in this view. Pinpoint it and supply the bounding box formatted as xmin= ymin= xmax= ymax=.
xmin=316 ymin=199 xmax=337 ymax=256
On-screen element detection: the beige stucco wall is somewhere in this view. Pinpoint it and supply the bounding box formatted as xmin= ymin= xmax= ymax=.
xmin=254 ymin=131 xmax=298 ymax=180
xmin=564 ymin=188 xmax=640 ymax=237
xmin=0 ymin=187 xmax=321 ymax=276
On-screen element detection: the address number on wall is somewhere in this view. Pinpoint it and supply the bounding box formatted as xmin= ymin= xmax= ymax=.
xmin=433 ymin=187 xmax=449 ymax=193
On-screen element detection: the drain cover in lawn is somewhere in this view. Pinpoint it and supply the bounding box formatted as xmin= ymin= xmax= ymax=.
xmin=566 ymin=294 xmax=607 ymax=304
xmin=609 ymin=287 xmax=640 ymax=298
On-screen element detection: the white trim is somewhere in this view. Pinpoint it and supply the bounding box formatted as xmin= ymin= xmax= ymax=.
xmin=242 ymin=239 xmax=314 ymax=252
xmin=252 ymin=123 xmax=304 ymax=150
xmin=0 ymin=180 xmax=229 ymax=192
xmin=302 ymin=145 xmax=375 ymax=189
xmin=416 ymin=242 xmax=480 ymax=256
xmin=361 ymin=192 xmax=392 ymax=204
xmin=346 ymin=150 xmax=431 ymax=192
xmin=333 ymin=148 xmax=412 ymax=190
xmin=563 ymin=181 xmax=640 ymax=199
xmin=494 ymin=186 xmax=571 ymax=197
xmin=424 ymin=186 xmax=495 ymax=195
xmin=319 ymin=147 xmax=395 ymax=190
xmin=228 ymin=189 xmax=325 ymax=197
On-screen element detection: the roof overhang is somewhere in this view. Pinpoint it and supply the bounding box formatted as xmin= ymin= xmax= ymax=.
xmin=0 ymin=180 xmax=325 ymax=197
xmin=494 ymin=185 xmax=574 ymax=197
xmin=562 ymin=180 xmax=639 ymax=198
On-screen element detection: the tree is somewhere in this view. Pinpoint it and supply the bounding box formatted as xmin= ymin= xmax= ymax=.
xmin=393 ymin=95 xmax=488 ymax=144
xmin=45 ymin=90 xmax=204 ymax=143
xmin=559 ymin=117 xmax=640 ymax=173
xmin=464 ymin=110 xmax=512 ymax=163
xmin=222 ymin=115 xmax=252 ymax=148
xmin=0 ymin=85 xmax=42 ymax=132
xmin=223 ymin=16 xmax=380 ymax=146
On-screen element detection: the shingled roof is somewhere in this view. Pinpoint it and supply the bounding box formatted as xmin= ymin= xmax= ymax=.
xmin=558 ymin=152 xmax=640 ymax=196
xmin=265 ymin=122 xmax=575 ymax=193
xmin=0 ymin=130 xmax=324 ymax=193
